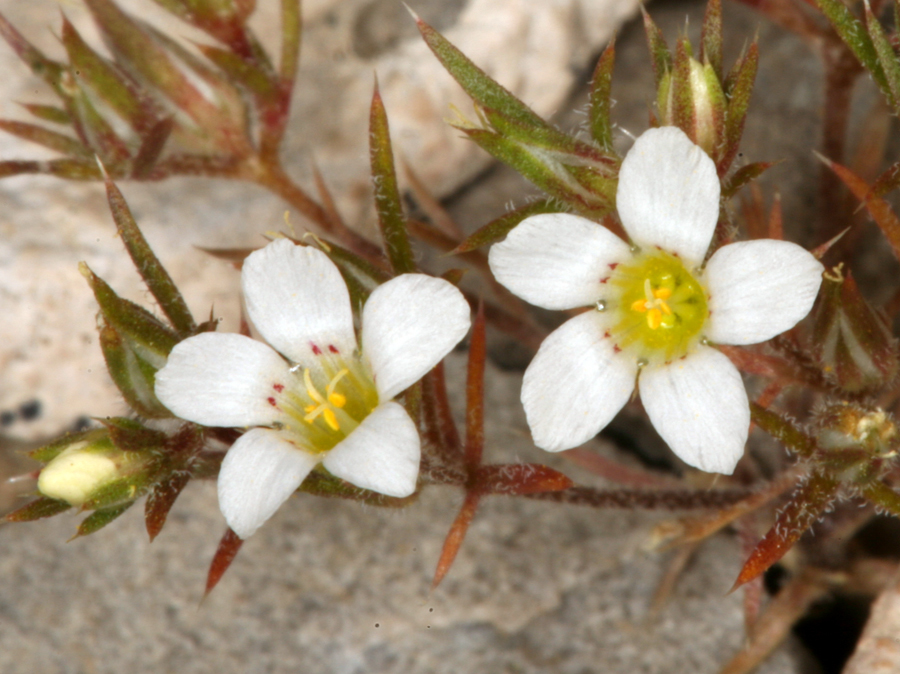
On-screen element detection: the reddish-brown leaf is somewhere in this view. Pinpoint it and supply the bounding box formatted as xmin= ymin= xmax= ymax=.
xmin=432 ymin=490 xmax=480 ymax=589
xmin=144 ymin=471 xmax=191 ymax=542
xmin=732 ymin=470 xmax=840 ymax=590
xmin=205 ymin=528 xmax=244 ymax=596
xmin=476 ymin=463 xmax=574 ymax=495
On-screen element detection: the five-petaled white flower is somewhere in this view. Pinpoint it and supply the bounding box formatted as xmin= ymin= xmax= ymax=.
xmin=155 ymin=239 xmax=471 ymax=538
xmin=489 ymin=127 xmax=824 ymax=474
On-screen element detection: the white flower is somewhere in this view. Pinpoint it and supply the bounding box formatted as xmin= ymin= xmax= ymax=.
xmin=155 ymin=239 xmax=471 ymax=538
xmin=488 ymin=127 xmax=823 ymax=474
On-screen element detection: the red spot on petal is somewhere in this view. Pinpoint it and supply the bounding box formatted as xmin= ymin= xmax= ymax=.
xmin=599 ymin=277 xmax=608 ymax=284
xmin=613 ymin=344 xmax=622 ymax=353
xmin=273 ymin=383 xmax=284 ymax=393
xmin=310 ymin=343 xmax=322 ymax=355
xmin=267 ymin=397 xmax=277 ymax=407
xmin=328 ymin=344 xmax=339 ymax=354
xmin=603 ymin=330 xmax=611 ymax=339
xmin=608 ymin=262 xmax=619 ymax=270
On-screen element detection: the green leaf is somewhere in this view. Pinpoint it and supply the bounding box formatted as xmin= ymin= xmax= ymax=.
xmin=81 ymin=262 xmax=181 ymax=355
xmin=74 ymin=502 xmax=135 ymax=538
xmin=369 ymin=81 xmax=415 ymax=275
xmin=0 ymin=120 xmax=90 ymax=157
xmin=462 ymin=128 xmax=613 ymax=217
xmin=0 ymin=158 xmax=102 ymax=181
xmin=869 ymin=161 xmax=900 ymax=199
xmin=0 ymin=12 xmax=65 ymax=91
xmin=864 ymin=2 xmax=900 ymax=111
xmin=5 ymin=497 xmax=71 ymax=523
xmin=61 ymin=16 xmax=157 ymax=135
xmin=700 ymin=0 xmax=723 ymax=80
xmin=100 ymin=417 xmax=168 ymax=452
xmin=816 ymin=0 xmax=887 ymax=94
xmin=131 ymin=117 xmax=174 ymax=178
xmin=450 ymin=198 xmax=558 ymax=254
xmin=20 ymin=103 xmax=72 ymax=125
xmin=103 ymin=177 xmax=197 ymax=335
xmin=589 ymin=39 xmax=616 ymax=151
xmin=414 ymin=12 xmax=549 ymax=129
xmin=750 ymin=402 xmax=817 ymax=458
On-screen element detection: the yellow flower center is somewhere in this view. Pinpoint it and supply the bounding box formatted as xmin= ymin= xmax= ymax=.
xmin=303 ymin=368 xmax=349 ymax=431
xmin=605 ymin=250 xmax=709 ymax=364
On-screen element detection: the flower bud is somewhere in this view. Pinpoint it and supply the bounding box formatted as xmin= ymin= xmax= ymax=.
xmin=37 ymin=432 xmax=156 ymax=508
xmin=816 ymin=402 xmax=898 ymax=457
xmin=657 ymin=56 xmax=726 ymax=160
xmin=812 ymin=266 xmax=898 ymax=393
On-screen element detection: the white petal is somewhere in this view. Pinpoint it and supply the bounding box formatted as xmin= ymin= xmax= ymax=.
xmin=488 ymin=213 xmax=632 ymax=310
xmin=155 ymin=332 xmax=286 ymax=427
xmin=616 ymin=127 xmax=720 ymax=266
xmin=323 ymin=401 xmax=420 ymax=497
xmin=639 ymin=346 xmax=749 ymax=474
xmin=704 ymin=240 xmax=824 ymax=345
xmin=522 ymin=311 xmax=638 ymax=452
xmin=362 ymin=274 xmax=471 ymax=400
xmin=242 ymin=239 xmax=357 ymax=364
xmin=217 ymin=427 xmax=320 ymax=539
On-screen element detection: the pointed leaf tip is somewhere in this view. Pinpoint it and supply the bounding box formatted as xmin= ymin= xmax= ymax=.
xmin=205 ymin=528 xmax=244 ymax=597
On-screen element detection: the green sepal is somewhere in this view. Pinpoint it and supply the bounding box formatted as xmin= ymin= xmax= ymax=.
xmin=721 ymin=161 xmax=778 ymax=199
xmin=103 ymin=177 xmax=196 ymax=335
xmin=862 ymin=480 xmax=900 ymax=517
xmin=413 ymin=12 xmax=549 ymax=130
xmin=99 ymin=322 xmax=172 ymax=418
xmin=670 ymin=38 xmax=696 ymax=135
xmin=5 ymin=497 xmax=72 ymax=522
xmin=816 ymin=0 xmax=888 ymax=98
xmin=81 ymin=263 xmax=180 ymax=358
xmin=589 ymin=38 xmax=616 ymax=151
xmin=642 ymin=7 xmax=672 ymax=89
xmin=99 ymin=417 xmax=168 ymax=452
xmin=301 ymin=469 xmax=417 ymax=508
xmin=369 ymin=81 xmax=415 ymax=275
xmin=451 ymin=198 xmax=558 ymax=254
xmin=28 ymin=428 xmax=111 ymax=463
xmin=719 ymin=41 xmax=758 ymax=173
xmin=700 ymin=0 xmax=723 ymax=80
xmin=81 ymin=469 xmax=157 ymax=511
xmin=0 ymin=119 xmax=91 ymax=158
xmin=73 ymin=501 xmax=135 ymax=538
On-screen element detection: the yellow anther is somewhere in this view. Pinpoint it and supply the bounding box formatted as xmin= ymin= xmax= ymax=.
xmin=653 ymin=287 xmax=672 ymax=301
xmin=322 ymin=408 xmax=340 ymax=432
xmin=633 ymin=279 xmax=673 ymax=328
xmin=631 ymin=298 xmax=648 ymax=313
xmin=647 ymin=309 xmax=662 ymax=330
xmin=302 ymin=367 xmax=350 ymax=431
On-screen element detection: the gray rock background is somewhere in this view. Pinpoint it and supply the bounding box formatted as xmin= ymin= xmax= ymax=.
xmin=0 ymin=0 xmax=879 ymax=671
